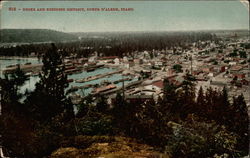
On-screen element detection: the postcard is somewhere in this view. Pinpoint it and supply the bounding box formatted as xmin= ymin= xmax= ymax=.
xmin=0 ymin=1 xmax=249 ymax=157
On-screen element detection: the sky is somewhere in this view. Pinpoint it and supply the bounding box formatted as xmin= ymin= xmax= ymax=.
xmin=0 ymin=0 xmax=249 ymax=32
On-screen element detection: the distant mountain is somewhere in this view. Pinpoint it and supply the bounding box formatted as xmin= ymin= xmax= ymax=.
xmin=0 ymin=29 xmax=79 ymax=43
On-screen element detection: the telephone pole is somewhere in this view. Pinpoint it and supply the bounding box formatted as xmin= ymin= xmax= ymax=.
xmin=190 ymin=55 xmax=193 ymax=75
xmin=122 ymin=75 xmax=125 ymax=101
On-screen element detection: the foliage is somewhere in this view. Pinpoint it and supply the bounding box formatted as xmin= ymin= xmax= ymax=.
xmin=172 ymin=64 xmax=182 ymax=73
xmin=76 ymin=94 xmax=94 ymax=117
xmin=239 ymin=51 xmax=247 ymax=58
xmin=0 ymin=29 xmax=77 ymax=43
xmin=25 ymin=43 xmax=74 ymax=122
xmin=0 ymin=66 xmax=28 ymax=106
xmin=166 ymin=117 xmax=238 ymax=158
xmin=75 ymin=114 xmax=114 ymax=136
xmin=1 ymin=42 xmax=249 ymax=157
xmin=229 ymin=52 xmax=238 ymax=57
xmin=0 ymin=31 xmax=216 ymax=57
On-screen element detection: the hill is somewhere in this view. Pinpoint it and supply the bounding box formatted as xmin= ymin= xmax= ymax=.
xmin=50 ymin=136 xmax=168 ymax=158
xmin=0 ymin=29 xmax=79 ymax=43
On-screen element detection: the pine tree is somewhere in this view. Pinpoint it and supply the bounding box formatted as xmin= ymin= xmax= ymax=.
xmin=0 ymin=66 xmax=28 ymax=112
xmin=178 ymin=74 xmax=196 ymax=119
xmin=40 ymin=43 xmax=68 ymax=102
xmin=162 ymin=78 xmax=178 ymax=114
xmin=25 ymin=43 xmax=73 ymax=122
xmin=216 ymin=87 xmax=231 ymax=124
xmin=76 ymin=94 xmax=93 ymax=117
xmin=96 ymin=95 xmax=108 ymax=113
xmin=231 ymin=94 xmax=249 ymax=153
xmin=196 ymin=86 xmax=206 ymax=116
xmin=204 ymin=87 xmax=219 ymax=120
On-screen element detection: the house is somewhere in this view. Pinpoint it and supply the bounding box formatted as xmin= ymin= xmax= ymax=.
xmin=98 ymin=56 xmax=118 ymax=60
xmin=210 ymin=80 xmax=227 ymax=87
xmin=220 ymin=66 xmax=226 ymax=72
xmin=241 ymin=79 xmax=249 ymax=85
xmin=93 ymin=84 xmax=116 ymax=94
xmin=166 ymin=69 xmax=175 ymax=76
xmin=201 ymin=66 xmax=214 ymax=73
xmin=125 ymin=95 xmax=154 ymax=104
xmin=144 ymin=80 xmax=164 ymax=92
xmin=114 ymin=58 xmax=120 ymax=65
xmin=110 ymin=94 xmax=154 ymax=105
xmin=229 ymin=61 xmax=237 ymax=65
xmin=124 ymin=62 xmax=135 ymax=69
xmin=230 ymin=65 xmax=242 ymax=73
xmin=232 ymin=73 xmax=245 ymax=79
xmin=155 ymin=61 xmax=163 ymax=67
xmin=134 ymin=59 xmax=143 ymax=65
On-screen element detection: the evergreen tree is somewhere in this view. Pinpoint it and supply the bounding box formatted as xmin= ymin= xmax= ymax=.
xmin=96 ymin=95 xmax=108 ymax=113
xmin=162 ymin=79 xmax=178 ymax=114
xmin=0 ymin=66 xmax=28 ymax=112
xmin=231 ymin=94 xmax=249 ymax=153
xmin=76 ymin=94 xmax=94 ymax=117
xmin=178 ymin=74 xmax=196 ymax=119
xmin=204 ymin=87 xmax=219 ymax=119
xmin=216 ymin=87 xmax=230 ymax=124
xmin=0 ymin=68 xmax=31 ymax=158
xmin=196 ymin=86 xmax=206 ymax=116
xmin=25 ymin=43 xmax=73 ymax=122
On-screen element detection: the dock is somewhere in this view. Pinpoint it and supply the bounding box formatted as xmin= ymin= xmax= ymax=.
xmin=2 ymin=64 xmax=42 ymax=74
xmin=75 ymin=70 xmax=123 ymax=83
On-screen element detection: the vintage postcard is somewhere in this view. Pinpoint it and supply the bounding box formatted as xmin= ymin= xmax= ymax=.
xmin=0 ymin=0 xmax=249 ymax=157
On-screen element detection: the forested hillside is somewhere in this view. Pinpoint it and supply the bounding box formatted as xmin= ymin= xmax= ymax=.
xmin=0 ymin=29 xmax=78 ymax=43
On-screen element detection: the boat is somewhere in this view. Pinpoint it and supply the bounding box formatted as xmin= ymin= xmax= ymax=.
xmin=86 ymin=67 xmax=96 ymax=72
xmin=113 ymin=78 xmax=130 ymax=84
xmin=100 ymin=80 xmax=111 ymax=86
xmin=24 ymin=62 xmax=32 ymax=65
xmin=92 ymin=84 xmax=116 ymax=94
xmin=75 ymin=79 xmax=86 ymax=83
xmin=67 ymin=79 xmax=74 ymax=83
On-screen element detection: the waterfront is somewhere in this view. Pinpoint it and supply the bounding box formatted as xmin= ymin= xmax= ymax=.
xmin=0 ymin=58 xmax=137 ymax=96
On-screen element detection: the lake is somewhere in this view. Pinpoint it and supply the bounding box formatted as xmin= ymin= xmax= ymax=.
xmin=0 ymin=58 xmax=137 ymax=96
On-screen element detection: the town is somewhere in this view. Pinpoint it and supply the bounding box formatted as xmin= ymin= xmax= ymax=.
xmin=1 ymin=0 xmax=249 ymax=157
xmin=1 ymin=29 xmax=250 ymax=158
xmin=1 ymin=32 xmax=249 ymax=108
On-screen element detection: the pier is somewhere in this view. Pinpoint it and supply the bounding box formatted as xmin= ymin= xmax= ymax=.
xmin=2 ymin=64 xmax=42 ymax=74
xmin=75 ymin=69 xmax=123 ymax=83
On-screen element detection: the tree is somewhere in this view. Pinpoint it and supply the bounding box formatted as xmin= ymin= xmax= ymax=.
xmin=231 ymin=94 xmax=249 ymax=153
xmin=162 ymin=79 xmax=178 ymax=115
xmin=0 ymin=66 xmax=28 ymax=112
xmin=25 ymin=43 xmax=73 ymax=122
xmin=196 ymin=86 xmax=206 ymax=115
xmin=76 ymin=94 xmax=94 ymax=117
xmin=239 ymin=51 xmax=247 ymax=58
xmin=178 ymin=74 xmax=196 ymax=119
xmin=229 ymin=52 xmax=238 ymax=57
xmin=0 ymin=68 xmax=36 ymax=158
xmin=213 ymin=87 xmax=230 ymax=125
xmin=172 ymin=64 xmax=182 ymax=73
xmin=166 ymin=118 xmax=238 ymax=158
xmin=96 ymin=95 xmax=108 ymax=113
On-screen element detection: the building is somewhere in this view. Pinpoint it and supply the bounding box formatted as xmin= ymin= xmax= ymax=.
xmin=110 ymin=94 xmax=154 ymax=105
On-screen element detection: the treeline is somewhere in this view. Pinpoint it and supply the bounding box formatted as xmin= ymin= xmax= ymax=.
xmin=108 ymin=76 xmax=248 ymax=157
xmin=0 ymin=31 xmax=216 ymax=57
xmin=0 ymin=29 xmax=78 ymax=43
xmin=0 ymin=44 xmax=248 ymax=157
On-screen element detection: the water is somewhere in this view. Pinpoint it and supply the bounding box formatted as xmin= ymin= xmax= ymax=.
xmin=0 ymin=58 xmax=42 ymax=77
xmin=0 ymin=58 xmax=41 ymax=68
xmin=0 ymin=58 xmax=137 ymax=96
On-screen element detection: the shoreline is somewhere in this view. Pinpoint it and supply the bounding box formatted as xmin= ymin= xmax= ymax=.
xmin=0 ymin=56 xmax=38 ymax=60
